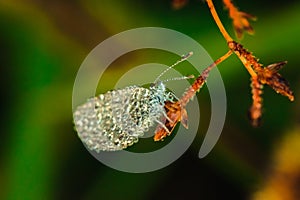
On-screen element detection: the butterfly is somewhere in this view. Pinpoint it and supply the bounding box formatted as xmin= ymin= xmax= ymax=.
xmin=73 ymin=52 xmax=193 ymax=152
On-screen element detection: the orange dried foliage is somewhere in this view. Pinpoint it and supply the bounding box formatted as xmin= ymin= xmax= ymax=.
xmin=223 ymin=0 xmax=256 ymax=39
xmin=249 ymin=76 xmax=263 ymax=127
xmin=228 ymin=41 xmax=294 ymax=102
xmin=256 ymin=62 xmax=294 ymax=101
xmin=159 ymin=0 xmax=294 ymax=141
xmin=228 ymin=40 xmax=294 ymax=124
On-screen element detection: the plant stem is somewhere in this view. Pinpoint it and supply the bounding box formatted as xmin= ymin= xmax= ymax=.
xmin=206 ymin=0 xmax=258 ymax=78
xmin=206 ymin=0 xmax=233 ymax=42
xmin=180 ymin=50 xmax=233 ymax=107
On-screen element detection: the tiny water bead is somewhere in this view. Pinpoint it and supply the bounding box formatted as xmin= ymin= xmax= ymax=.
xmin=73 ymin=52 xmax=193 ymax=152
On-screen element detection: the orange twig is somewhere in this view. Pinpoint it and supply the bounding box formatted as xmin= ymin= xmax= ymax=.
xmin=156 ymin=0 xmax=294 ymax=141
xmin=227 ymin=41 xmax=257 ymax=78
xmin=206 ymin=0 xmax=233 ymax=42
xmin=180 ymin=50 xmax=233 ymax=107
xmin=206 ymin=1 xmax=258 ymax=79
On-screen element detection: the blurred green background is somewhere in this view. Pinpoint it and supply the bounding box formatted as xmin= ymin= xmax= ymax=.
xmin=1 ymin=0 xmax=300 ymax=199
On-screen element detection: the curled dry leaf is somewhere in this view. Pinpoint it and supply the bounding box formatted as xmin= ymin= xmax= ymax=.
xmin=223 ymin=0 xmax=256 ymax=39
xmin=256 ymin=61 xmax=294 ymax=101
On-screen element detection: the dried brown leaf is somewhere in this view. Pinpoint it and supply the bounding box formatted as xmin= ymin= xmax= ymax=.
xmin=256 ymin=62 xmax=294 ymax=101
xmin=229 ymin=41 xmax=294 ymax=102
xmin=223 ymin=0 xmax=256 ymax=39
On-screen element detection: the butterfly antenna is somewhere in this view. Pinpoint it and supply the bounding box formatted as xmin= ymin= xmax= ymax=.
xmin=161 ymin=75 xmax=194 ymax=83
xmin=154 ymin=52 xmax=193 ymax=83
